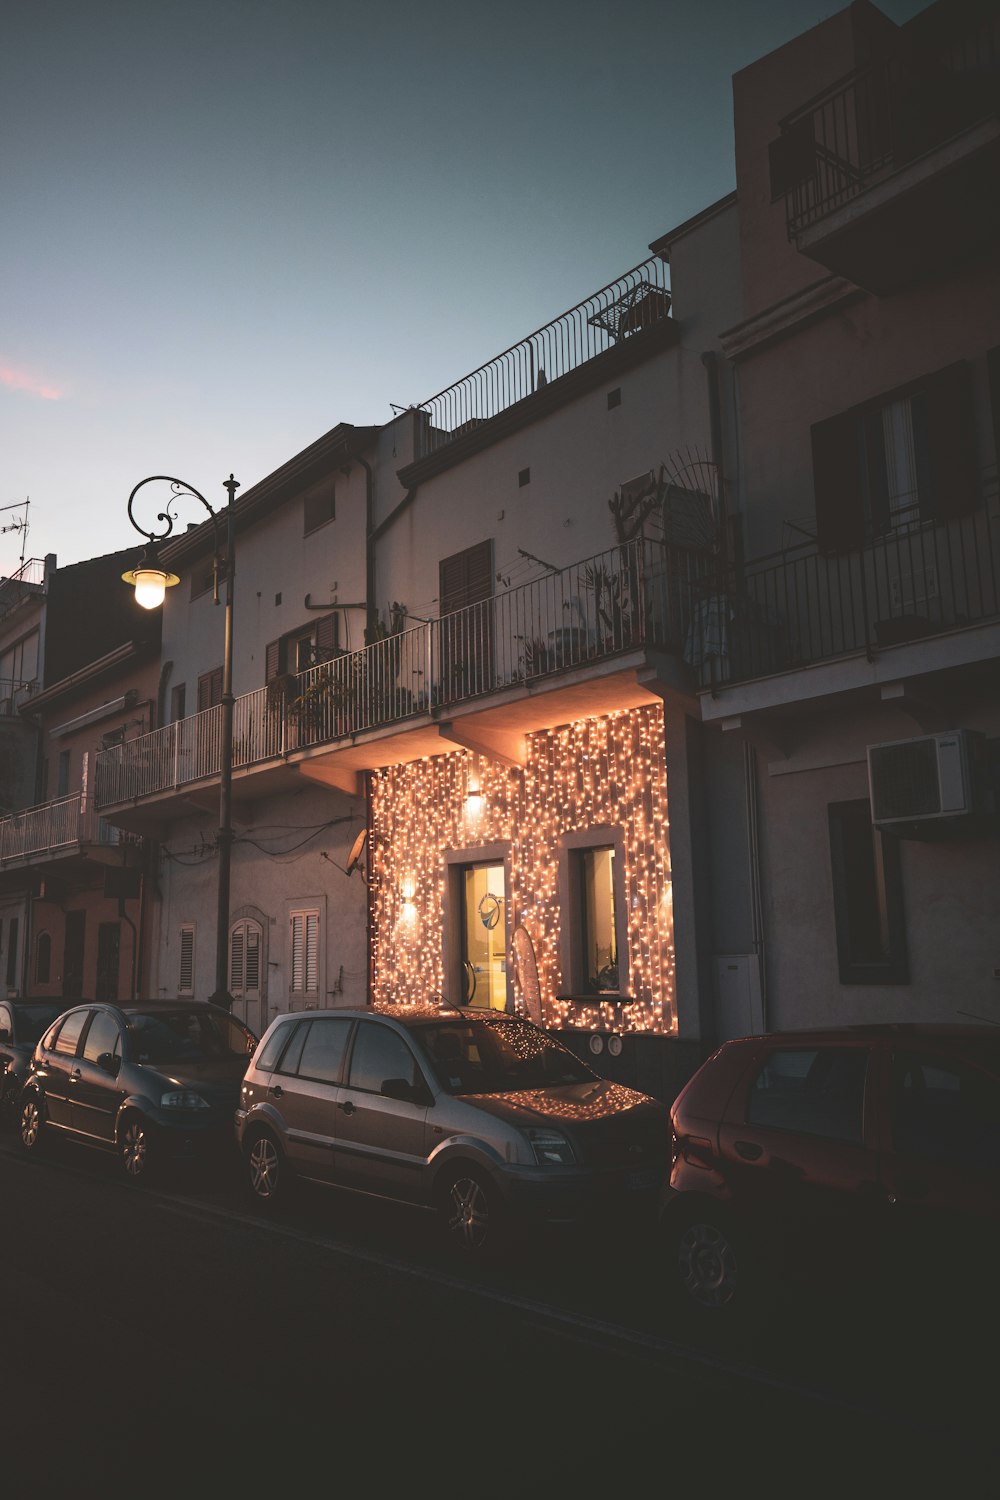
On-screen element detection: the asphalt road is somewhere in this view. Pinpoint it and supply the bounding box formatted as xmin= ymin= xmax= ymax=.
xmin=0 ymin=1132 xmax=988 ymax=1495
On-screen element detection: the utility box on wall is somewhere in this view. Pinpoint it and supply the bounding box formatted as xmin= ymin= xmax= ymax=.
xmin=713 ymin=953 xmax=764 ymax=1039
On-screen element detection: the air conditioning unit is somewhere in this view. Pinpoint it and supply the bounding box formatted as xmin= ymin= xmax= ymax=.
xmin=867 ymin=730 xmax=983 ymax=830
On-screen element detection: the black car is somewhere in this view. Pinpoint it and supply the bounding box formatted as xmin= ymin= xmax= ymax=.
xmin=19 ymin=999 xmax=257 ymax=1181
xmin=0 ymin=1000 xmax=66 ymax=1123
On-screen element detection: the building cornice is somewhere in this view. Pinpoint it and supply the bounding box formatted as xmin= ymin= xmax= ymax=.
xmin=719 ymin=275 xmax=865 ymax=362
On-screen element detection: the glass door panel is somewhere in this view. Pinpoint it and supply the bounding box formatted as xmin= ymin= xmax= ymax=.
xmin=462 ymin=863 xmax=507 ymax=1010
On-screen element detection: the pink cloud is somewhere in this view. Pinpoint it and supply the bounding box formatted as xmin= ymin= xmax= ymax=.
xmin=0 ymin=361 xmax=63 ymax=400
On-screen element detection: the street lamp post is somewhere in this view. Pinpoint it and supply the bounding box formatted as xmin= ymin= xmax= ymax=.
xmin=123 ymin=473 xmax=240 ymax=1008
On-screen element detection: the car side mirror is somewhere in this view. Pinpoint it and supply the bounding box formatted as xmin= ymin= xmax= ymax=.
xmin=381 ymin=1077 xmax=432 ymax=1106
xmin=97 ymin=1052 xmax=121 ymax=1077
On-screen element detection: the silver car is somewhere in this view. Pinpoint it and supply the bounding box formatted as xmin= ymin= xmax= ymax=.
xmin=235 ymin=1004 xmax=669 ymax=1256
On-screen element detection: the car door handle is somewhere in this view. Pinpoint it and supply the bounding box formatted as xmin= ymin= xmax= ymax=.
xmin=735 ymin=1140 xmax=763 ymax=1161
xmin=339 ymin=1100 xmax=356 ymax=1115
xmin=70 ymin=1069 xmax=81 ymax=1083
xmin=268 ymin=1085 xmax=283 ymax=1098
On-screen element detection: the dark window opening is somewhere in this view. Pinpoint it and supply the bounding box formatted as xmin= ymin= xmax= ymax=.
xmin=170 ymin=683 xmax=186 ymax=723
xmin=828 ymin=799 xmax=908 ymax=984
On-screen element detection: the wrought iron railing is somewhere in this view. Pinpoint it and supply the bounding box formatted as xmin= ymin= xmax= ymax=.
xmin=412 ymin=258 xmax=672 ymax=460
xmin=0 ymin=678 xmax=37 ymax=715
xmin=689 ymin=479 xmax=1000 ymax=690
xmin=0 ymin=793 xmax=123 ymax=864
xmin=94 ymin=537 xmax=711 ymax=808
xmin=779 ymin=26 xmax=1000 ymax=237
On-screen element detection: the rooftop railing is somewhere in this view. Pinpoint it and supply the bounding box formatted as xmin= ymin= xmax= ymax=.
xmin=94 ymin=536 xmax=712 ymax=809
xmin=412 ymin=258 xmax=672 ymax=460
xmin=0 ymin=557 xmax=46 ymax=620
xmin=0 ymin=793 xmax=123 ymax=865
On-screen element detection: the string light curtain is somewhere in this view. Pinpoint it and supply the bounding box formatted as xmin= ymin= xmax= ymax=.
xmin=370 ymin=703 xmax=675 ymax=1036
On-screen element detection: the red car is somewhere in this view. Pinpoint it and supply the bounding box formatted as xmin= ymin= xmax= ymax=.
xmin=660 ymin=1023 xmax=1000 ymax=1322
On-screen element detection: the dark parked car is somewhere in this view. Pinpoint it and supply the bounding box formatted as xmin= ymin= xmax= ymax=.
xmin=19 ymin=999 xmax=257 ymax=1181
xmin=660 ymin=1023 xmax=1000 ymax=1322
xmin=0 ymin=1000 xmax=66 ymax=1123
xmin=235 ymin=1004 xmax=669 ymax=1255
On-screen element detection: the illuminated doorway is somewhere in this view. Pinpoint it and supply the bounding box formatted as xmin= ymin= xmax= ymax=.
xmin=461 ymin=862 xmax=508 ymax=1010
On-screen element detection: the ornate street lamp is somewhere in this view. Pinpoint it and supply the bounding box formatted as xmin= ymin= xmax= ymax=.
xmin=124 ymin=473 xmax=240 ymax=1008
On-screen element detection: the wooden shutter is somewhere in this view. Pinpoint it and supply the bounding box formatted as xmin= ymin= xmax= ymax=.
xmin=178 ymin=926 xmax=195 ymax=995
xmin=230 ymin=926 xmax=245 ymax=991
xmin=245 ymin=924 xmax=261 ymax=992
xmin=315 ymin=613 xmax=339 ymax=662
xmin=197 ymin=668 xmax=223 ymax=711
xmin=265 ymin=640 xmax=281 ymax=682
xmin=921 ymin=360 xmax=977 ymax=520
xmin=290 ymin=911 xmax=319 ymax=994
xmin=439 ymin=539 xmax=493 ymax=613
xmin=812 ymin=411 xmax=865 ymax=555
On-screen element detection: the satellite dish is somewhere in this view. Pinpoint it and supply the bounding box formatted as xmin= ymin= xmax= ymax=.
xmin=346 ymin=828 xmax=367 ymax=877
xmin=511 ymin=926 xmax=542 ymax=1025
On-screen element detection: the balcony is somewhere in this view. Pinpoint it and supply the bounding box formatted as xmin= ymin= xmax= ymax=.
xmin=404 ymin=259 xmax=675 ymax=477
xmin=94 ymin=537 xmax=712 ymax=821
xmin=691 ymin=473 xmax=1000 ymax=719
xmin=0 ymin=678 xmax=38 ymax=716
xmin=773 ymin=33 xmax=1000 ymax=293
xmin=0 ymin=557 xmax=46 ymax=623
xmin=0 ymin=793 xmax=129 ymax=874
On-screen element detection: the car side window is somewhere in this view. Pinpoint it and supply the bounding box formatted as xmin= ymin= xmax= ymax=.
xmin=297 ymin=1018 xmax=352 ymax=1085
xmin=82 ymin=1011 xmax=122 ymax=1065
xmin=891 ymin=1051 xmax=1000 ymax=1170
xmin=747 ymin=1047 xmax=868 ymax=1143
xmin=254 ymin=1021 xmax=297 ymax=1074
xmin=52 ymin=1010 xmax=90 ymax=1058
xmin=348 ymin=1022 xmax=423 ymax=1095
xmin=0 ymin=1004 xmax=12 ymax=1041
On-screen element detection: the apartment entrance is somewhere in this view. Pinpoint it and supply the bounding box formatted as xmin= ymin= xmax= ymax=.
xmin=461 ymin=862 xmax=508 ymax=1010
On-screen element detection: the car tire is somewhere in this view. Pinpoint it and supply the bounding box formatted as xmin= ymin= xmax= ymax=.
xmin=667 ymin=1202 xmax=767 ymax=1325
xmin=244 ymin=1128 xmax=286 ymax=1207
xmin=19 ymin=1092 xmax=46 ymax=1155
xmin=120 ymin=1113 xmax=155 ymax=1184
xmin=436 ymin=1164 xmax=509 ymax=1259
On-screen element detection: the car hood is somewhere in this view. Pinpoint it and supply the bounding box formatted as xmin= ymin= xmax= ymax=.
xmin=463 ymin=1078 xmax=651 ymax=1124
xmin=139 ymin=1057 xmax=249 ymax=1101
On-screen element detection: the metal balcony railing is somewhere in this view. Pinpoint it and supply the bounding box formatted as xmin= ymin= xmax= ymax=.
xmin=0 ymin=557 xmax=46 ymax=621
xmin=0 ymin=793 xmax=124 ymax=864
xmin=94 ymin=537 xmax=713 ymax=808
xmin=778 ymin=24 xmax=1000 ymax=238
xmin=0 ymin=678 xmax=38 ymax=716
xmin=688 ymin=478 xmax=1000 ymax=690
xmin=412 ymin=258 xmax=672 ymax=460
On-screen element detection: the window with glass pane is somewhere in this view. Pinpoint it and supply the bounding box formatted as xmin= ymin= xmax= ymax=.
xmin=579 ymin=847 xmax=619 ymax=993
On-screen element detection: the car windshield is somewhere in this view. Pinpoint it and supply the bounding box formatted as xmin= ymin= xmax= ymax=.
xmin=419 ymin=1016 xmax=598 ymax=1094
xmin=126 ymin=1009 xmax=255 ymax=1065
xmin=16 ymin=1005 xmax=63 ymax=1046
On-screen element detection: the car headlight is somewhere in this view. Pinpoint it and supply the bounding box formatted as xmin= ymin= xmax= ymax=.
xmin=526 ymin=1128 xmax=576 ymax=1166
xmin=160 ymin=1090 xmax=210 ymax=1110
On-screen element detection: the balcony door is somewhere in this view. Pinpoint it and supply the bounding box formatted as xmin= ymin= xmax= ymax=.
xmin=439 ymin=540 xmax=494 ymax=703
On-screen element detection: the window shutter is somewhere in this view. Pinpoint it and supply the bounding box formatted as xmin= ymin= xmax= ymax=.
xmin=291 ymin=911 xmax=319 ymax=994
xmin=439 ymin=539 xmax=493 ymax=613
xmin=265 ymin=640 xmax=281 ymax=682
xmin=230 ymin=925 xmax=245 ymax=991
xmin=988 ymin=346 xmax=1000 ymax=460
xmin=197 ymin=668 xmax=224 ymax=711
xmin=178 ymin=927 xmax=195 ymax=994
xmin=921 ymin=360 xmax=977 ymax=520
xmin=305 ymin=913 xmax=318 ymax=993
xmin=315 ymin=613 xmax=339 ymax=662
xmin=812 ymin=411 xmax=865 ymax=555
xmin=245 ymin=924 xmax=261 ymax=991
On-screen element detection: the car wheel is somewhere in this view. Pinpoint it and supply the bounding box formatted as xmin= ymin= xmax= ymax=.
xmin=19 ymin=1093 xmax=46 ymax=1155
xmin=669 ymin=1204 xmax=759 ymax=1319
xmin=244 ymin=1128 xmax=285 ymax=1206
xmin=437 ymin=1165 xmax=508 ymax=1258
xmin=120 ymin=1114 xmax=154 ymax=1183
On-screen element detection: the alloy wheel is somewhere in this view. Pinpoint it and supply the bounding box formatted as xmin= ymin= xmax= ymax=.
xmin=247 ymin=1134 xmax=281 ymax=1201
xmin=121 ymin=1118 xmax=149 ymax=1179
xmin=677 ymin=1218 xmax=740 ymax=1310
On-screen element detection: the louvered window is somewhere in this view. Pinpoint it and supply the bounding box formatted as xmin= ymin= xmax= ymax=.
xmin=290 ymin=910 xmax=319 ymax=996
xmin=178 ymin=925 xmax=195 ymax=995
